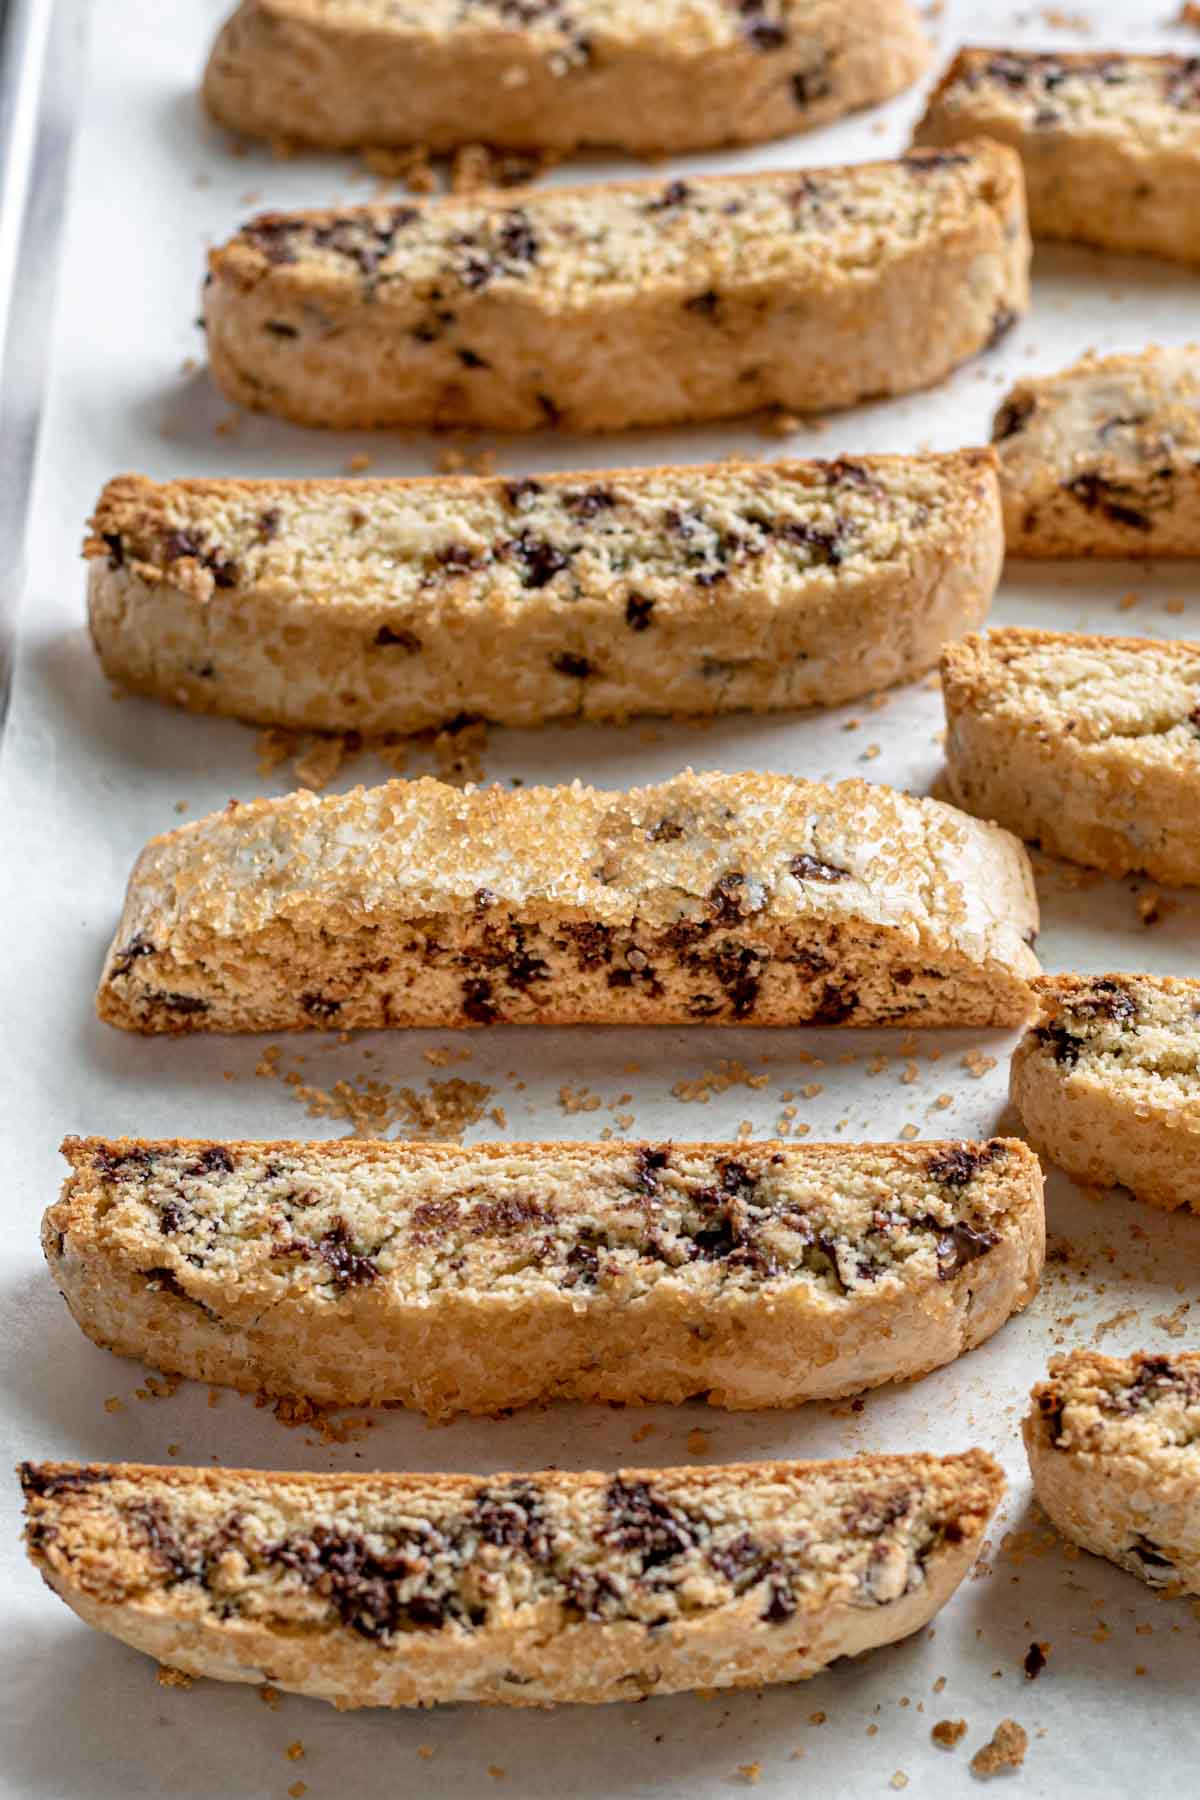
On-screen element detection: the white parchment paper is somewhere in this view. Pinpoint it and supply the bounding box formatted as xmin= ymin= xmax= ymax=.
xmin=1 ymin=1 xmax=1199 ymax=1792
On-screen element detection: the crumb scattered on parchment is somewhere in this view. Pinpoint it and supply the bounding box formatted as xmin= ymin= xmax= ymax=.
xmin=1024 ymin=1642 xmax=1048 ymax=1680
xmin=104 ymin=1396 xmax=123 ymax=1414
xmin=487 ymin=1767 xmax=506 ymax=1782
xmin=971 ymin=1719 xmax=1028 ymax=1778
xmin=257 ymin=1048 xmax=493 ymax=1142
xmin=686 ymin=1429 xmax=709 ymax=1455
xmin=418 ymin=1745 xmax=435 ymax=1760
xmin=1152 ymin=1302 xmax=1191 ymax=1338
xmin=1092 ymin=1307 xmax=1137 ymax=1343
xmin=364 ymin=142 xmax=555 ymax=194
xmin=1137 ymin=891 xmax=1174 ymax=927
xmin=962 ymin=1050 xmax=997 ymax=1079
xmin=432 ymin=716 xmax=488 ymax=785
xmin=135 ymin=1374 xmax=181 ymax=1403
xmin=1040 ymin=6 xmax=1091 ymax=28
xmin=558 ymin=1083 xmax=602 ymax=1115
xmin=286 ymin=1743 xmax=305 ymax=1763
xmin=890 ymin=1776 xmax=909 ymax=1792
xmin=631 ymin=1422 xmax=655 ymax=1444
xmin=258 ymin=1685 xmax=281 ymax=1710
xmin=263 ymin=1393 xmax=376 ymax=1444
xmin=435 ymin=443 xmax=498 ymax=476
xmin=156 ymin=1665 xmax=193 ymax=1690
xmin=254 ymin=716 xmax=485 ymax=793
xmin=672 ymin=1060 xmax=770 ymax=1103
xmin=932 ymin=1720 xmax=967 ymax=1748
xmin=287 ymin=1783 xmax=307 ymax=1799
xmin=736 ymin=1765 xmax=762 ymax=1786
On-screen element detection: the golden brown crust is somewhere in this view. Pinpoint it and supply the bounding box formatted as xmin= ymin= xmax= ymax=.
xmin=1010 ymin=973 xmax=1200 ymax=1213
xmin=20 ymin=1451 xmax=1003 ymax=1707
xmin=941 ymin=628 xmax=1200 ymax=886
xmin=94 ymin=769 xmax=1041 ymax=1035
xmin=914 ymin=48 xmax=1200 ymax=264
xmin=46 ymin=1134 xmax=1044 ymax=1417
xmin=203 ymin=0 xmax=930 ymax=154
xmin=1025 ymin=1350 xmax=1200 ymax=1592
xmin=84 ymin=452 xmax=1003 ymax=734
xmin=203 ymin=146 xmax=1030 ymax=432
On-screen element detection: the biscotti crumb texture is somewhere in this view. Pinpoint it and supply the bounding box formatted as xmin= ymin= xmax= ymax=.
xmin=203 ymin=0 xmax=930 ymax=155
xmin=95 ymin=769 xmax=1041 ymax=1035
xmin=1010 ymin=973 xmax=1200 ymax=1213
xmin=20 ymin=1451 xmax=1003 ymax=1707
xmin=914 ymin=48 xmax=1200 ymax=265
xmin=47 ymin=1135 xmax=1044 ymax=1416
xmin=84 ymin=453 xmax=1003 ymax=734
xmin=941 ymin=628 xmax=1200 ymax=886
xmin=1025 ymin=1350 xmax=1200 ymax=1593
xmin=203 ymin=145 xmax=1030 ymax=432
xmin=993 ymin=346 xmax=1200 ymax=557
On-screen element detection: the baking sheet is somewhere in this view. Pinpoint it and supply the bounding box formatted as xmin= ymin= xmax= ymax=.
xmin=2 ymin=1 xmax=1199 ymax=1793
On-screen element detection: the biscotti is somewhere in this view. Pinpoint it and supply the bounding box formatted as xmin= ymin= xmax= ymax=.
xmin=204 ymin=145 xmax=1030 ymax=433
xmin=47 ymin=1135 xmax=1045 ymax=1418
xmin=20 ymin=1452 xmax=1003 ymax=1707
xmin=84 ymin=453 xmax=1003 ymax=735
xmin=941 ymin=628 xmax=1200 ymax=886
xmin=914 ymin=49 xmax=1200 ymax=265
xmin=1025 ymin=1351 xmax=1200 ymax=1593
xmin=1010 ymin=974 xmax=1200 ymax=1214
xmin=203 ymin=0 xmax=930 ymax=155
xmin=993 ymin=347 xmax=1200 ymax=557
xmin=95 ymin=769 xmax=1040 ymax=1035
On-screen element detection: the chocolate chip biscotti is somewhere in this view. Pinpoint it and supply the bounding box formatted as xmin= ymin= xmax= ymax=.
xmin=95 ymin=769 xmax=1040 ymax=1035
xmin=941 ymin=628 xmax=1200 ymax=886
xmin=20 ymin=1452 xmax=1003 ymax=1707
xmin=47 ymin=1135 xmax=1044 ymax=1418
xmin=1010 ymin=974 xmax=1200 ymax=1214
xmin=203 ymin=0 xmax=930 ymax=155
xmin=204 ymin=145 xmax=1030 ymax=432
xmin=85 ymin=452 xmax=1003 ymax=734
xmin=993 ymin=347 xmax=1200 ymax=557
xmin=1025 ymin=1351 xmax=1200 ymax=1593
xmin=914 ymin=49 xmax=1200 ymax=265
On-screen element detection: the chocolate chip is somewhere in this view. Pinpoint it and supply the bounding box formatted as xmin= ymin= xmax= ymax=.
xmin=1024 ymin=1642 xmax=1047 ymax=1680
xmin=994 ymin=392 xmax=1035 ymax=439
xmin=1035 ymin=1022 xmax=1084 ymax=1067
xmin=374 ymin=624 xmax=421 ymax=651
xmin=1063 ymin=472 xmax=1153 ymax=531
xmin=934 ymin=1221 xmax=997 ymax=1280
xmin=265 ymin=320 xmax=299 ymax=337
xmin=603 ymin=1477 xmax=694 ymax=1570
xmin=317 ymin=1222 xmax=379 ymax=1290
xmin=646 ymin=180 xmax=691 ymax=211
xmin=503 ymin=477 xmax=543 ymax=511
xmin=19 ymin=1463 xmax=111 ymax=1500
xmin=506 ymin=531 xmax=569 ymax=589
xmin=474 ymin=887 xmax=498 ymax=911
xmin=647 ymin=818 xmax=684 ymax=842
xmin=632 ymin=1145 xmax=671 ymax=1197
xmin=709 ymin=1533 xmax=762 ymax=1583
xmin=301 ymin=992 xmax=342 ymax=1021
xmin=684 ymin=289 xmax=720 ymax=320
xmin=901 ymin=149 xmax=971 ymax=172
xmin=551 ymin=651 xmax=592 ymax=678
xmin=436 ymin=542 xmax=484 ymax=570
xmin=461 ymin=978 xmax=498 ymax=1023
xmin=792 ymin=59 xmax=833 ymax=106
xmin=987 ymin=307 xmax=1018 ymax=350
xmin=498 ymin=210 xmax=538 ymax=265
xmin=779 ymin=521 xmax=844 ymax=566
xmin=101 ymin=531 xmax=124 ymax=569
xmin=257 ymin=507 xmax=282 ymax=541
xmin=625 ymin=594 xmax=654 ymax=630
xmin=790 ymin=853 xmax=850 ymax=883
xmin=563 ymin=485 xmax=615 ymax=520
xmin=110 ymin=932 xmax=155 ymax=977
xmin=188 ymin=1146 xmax=235 ymax=1177
xmin=744 ymin=21 xmax=787 ymax=50
xmin=457 ymin=347 xmax=490 ymax=369
xmin=472 ymin=1482 xmax=552 ymax=1562
xmin=925 ymin=1145 xmax=987 ymax=1188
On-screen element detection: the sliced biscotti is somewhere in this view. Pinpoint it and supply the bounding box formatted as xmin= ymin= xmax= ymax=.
xmin=1025 ymin=1351 xmax=1200 ymax=1593
xmin=993 ymin=347 xmax=1200 ymax=557
xmin=914 ymin=49 xmax=1200 ymax=265
xmin=47 ymin=1135 xmax=1044 ymax=1417
xmin=20 ymin=1451 xmax=1003 ymax=1707
xmin=203 ymin=0 xmax=930 ymax=155
xmin=204 ymin=145 xmax=1030 ymax=433
xmin=95 ymin=769 xmax=1040 ymax=1035
xmin=84 ymin=453 xmax=1003 ymax=735
xmin=1010 ymin=974 xmax=1200 ymax=1214
xmin=941 ymin=628 xmax=1200 ymax=886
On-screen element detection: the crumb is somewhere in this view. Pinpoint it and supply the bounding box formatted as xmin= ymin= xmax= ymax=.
xmin=971 ymin=1719 xmax=1028 ymax=1778
xmin=932 ymin=1093 xmax=953 ymax=1110
xmin=671 ymin=1060 xmax=769 ymax=1103
xmin=173 ymin=799 xmax=189 ymax=814
xmin=866 ymin=1724 xmax=879 ymax=1737
xmin=900 ymin=1123 xmax=920 ymax=1140
xmin=809 ymin=1711 xmax=826 ymax=1725
xmin=760 ymin=409 xmax=801 ymax=438
xmin=432 ymin=715 xmax=488 ymax=786
xmin=932 ymin=1720 xmax=967 ymax=1748
xmin=558 ymin=1083 xmax=602 ymax=1115
xmin=285 ymin=1743 xmax=305 ymax=1762
xmin=962 ymin=1051 xmax=997 ymax=1079
xmin=418 ymin=1745 xmax=435 ymax=1760
xmin=933 ymin=1676 xmax=947 ymax=1694
xmin=258 ymin=1685 xmax=281 ymax=1709
xmin=890 ymin=1776 xmax=909 ymax=1792
xmin=288 ymin=1783 xmax=307 ymax=1799
xmin=104 ymin=1396 xmax=123 ymax=1414
xmin=215 ymin=411 xmax=242 ymax=437
xmin=631 ymin=1422 xmax=655 ymax=1444
xmin=1137 ymin=891 xmax=1173 ymax=927
xmin=1023 ymin=1642 xmax=1048 ymax=1680
xmin=686 ymin=1429 xmax=709 ymax=1455
xmin=156 ymin=1665 xmax=193 ymax=1689
xmin=1092 ymin=1307 xmax=1137 ymax=1343
xmin=736 ymin=1766 xmax=762 ymax=1786
xmin=1040 ymin=6 xmax=1091 ymax=27
xmin=1151 ymin=1302 xmax=1191 ymax=1338
xmin=488 ymin=1768 xmax=506 ymax=1782
xmin=293 ymin=734 xmax=347 ymax=792
xmin=861 ymin=743 xmax=881 ymax=761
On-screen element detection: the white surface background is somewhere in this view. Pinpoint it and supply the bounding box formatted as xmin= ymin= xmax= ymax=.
xmin=1 ymin=1 xmax=1199 ymax=1793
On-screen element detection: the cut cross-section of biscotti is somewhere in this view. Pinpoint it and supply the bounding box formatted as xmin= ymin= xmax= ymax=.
xmin=992 ymin=347 xmax=1200 ymax=557
xmin=1025 ymin=1351 xmax=1200 ymax=1593
xmin=1010 ymin=974 xmax=1200 ymax=1213
xmin=203 ymin=0 xmax=930 ymax=156
xmin=913 ymin=48 xmax=1200 ymax=265
xmin=941 ymin=628 xmax=1200 ymax=886
xmin=47 ymin=1135 xmax=1045 ymax=1417
xmin=20 ymin=1452 xmax=1003 ymax=1707
xmin=95 ymin=769 xmax=1040 ymax=1035
xmin=204 ymin=145 xmax=1029 ymax=433
xmin=84 ymin=453 xmax=1003 ymax=735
